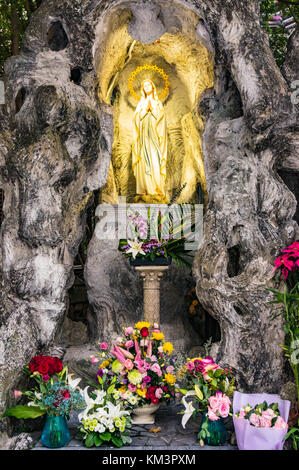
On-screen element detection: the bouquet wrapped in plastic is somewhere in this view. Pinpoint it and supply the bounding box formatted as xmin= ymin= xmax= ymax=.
xmin=233 ymin=391 xmax=290 ymax=450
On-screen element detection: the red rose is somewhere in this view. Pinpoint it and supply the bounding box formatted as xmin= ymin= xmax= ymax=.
xmin=53 ymin=357 xmax=63 ymax=373
xmin=38 ymin=360 xmax=49 ymax=375
xmin=140 ymin=327 xmax=149 ymax=338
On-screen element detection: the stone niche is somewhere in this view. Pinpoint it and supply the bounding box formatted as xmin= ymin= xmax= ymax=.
xmin=56 ymin=2 xmax=218 ymax=379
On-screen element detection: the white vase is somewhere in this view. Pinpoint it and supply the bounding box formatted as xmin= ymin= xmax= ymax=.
xmin=132 ymin=403 xmax=160 ymax=425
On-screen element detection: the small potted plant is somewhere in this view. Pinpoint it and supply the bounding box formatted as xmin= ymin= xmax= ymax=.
xmin=3 ymin=355 xmax=85 ymax=448
xmin=90 ymin=322 xmax=176 ymax=424
xmin=178 ymin=356 xmax=236 ymax=446
xmin=78 ymin=385 xmax=132 ymax=448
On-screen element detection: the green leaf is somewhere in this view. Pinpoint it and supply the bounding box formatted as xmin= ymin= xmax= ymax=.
xmin=111 ymin=436 xmax=124 ymax=448
xmin=214 ymin=369 xmax=223 ymax=378
xmin=85 ymin=433 xmax=95 ymax=448
xmin=179 ymin=389 xmax=188 ymax=395
xmin=2 ymin=405 xmax=46 ymax=419
xmin=121 ymin=434 xmax=132 ymax=444
xmin=94 ymin=435 xmax=103 ymax=447
xmin=99 ymin=431 xmax=112 ymax=441
xmin=107 ymin=384 xmax=115 ymax=395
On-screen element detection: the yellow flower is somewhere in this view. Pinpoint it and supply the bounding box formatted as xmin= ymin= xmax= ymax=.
xmin=152 ymin=331 xmax=164 ymax=341
xmin=192 ymin=300 xmax=199 ymax=306
xmin=119 ymin=386 xmax=126 ymax=393
xmin=99 ymin=360 xmax=110 ymax=369
xmin=137 ymin=388 xmax=147 ymax=397
xmin=164 ymin=373 xmax=176 ymax=385
xmin=190 ymin=357 xmax=203 ymax=362
xmin=135 ymin=321 xmax=152 ymax=330
xmin=163 ymin=342 xmax=174 ymax=355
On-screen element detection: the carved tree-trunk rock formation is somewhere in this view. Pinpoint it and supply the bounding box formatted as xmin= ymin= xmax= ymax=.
xmin=0 ymin=0 xmax=298 ymax=445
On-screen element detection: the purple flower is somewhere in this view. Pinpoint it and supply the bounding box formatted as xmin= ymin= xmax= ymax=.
xmin=97 ymin=369 xmax=103 ymax=378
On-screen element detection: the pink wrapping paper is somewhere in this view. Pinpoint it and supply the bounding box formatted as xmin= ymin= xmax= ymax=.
xmin=233 ymin=391 xmax=291 ymax=450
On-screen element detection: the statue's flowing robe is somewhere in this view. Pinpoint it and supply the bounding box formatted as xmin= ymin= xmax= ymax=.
xmin=132 ymin=98 xmax=167 ymax=196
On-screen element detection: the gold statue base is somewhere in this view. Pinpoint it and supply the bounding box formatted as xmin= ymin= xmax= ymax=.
xmin=133 ymin=194 xmax=169 ymax=204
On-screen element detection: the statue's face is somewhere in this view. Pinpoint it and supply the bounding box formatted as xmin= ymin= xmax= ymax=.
xmin=143 ymin=81 xmax=153 ymax=96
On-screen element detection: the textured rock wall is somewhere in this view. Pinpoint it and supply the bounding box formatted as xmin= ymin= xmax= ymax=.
xmin=0 ymin=0 xmax=298 ymax=446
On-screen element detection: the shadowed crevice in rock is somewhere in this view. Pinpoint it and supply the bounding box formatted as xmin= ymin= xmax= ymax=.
xmin=47 ymin=20 xmax=69 ymax=51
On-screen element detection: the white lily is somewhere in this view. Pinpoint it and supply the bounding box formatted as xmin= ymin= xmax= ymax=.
xmin=105 ymin=401 xmax=130 ymax=419
xmin=78 ymin=386 xmax=96 ymax=421
xmin=181 ymin=391 xmax=197 ymax=429
xmin=126 ymin=239 xmax=146 ymax=259
xmin=34 ymin=391 xmax=42 ymax=400
xmin=67 ymin=373 xmax=82 ymax=391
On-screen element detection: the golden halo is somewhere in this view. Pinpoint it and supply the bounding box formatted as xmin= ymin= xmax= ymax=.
xmin=128 ymin=64 xmax=170 ymax=101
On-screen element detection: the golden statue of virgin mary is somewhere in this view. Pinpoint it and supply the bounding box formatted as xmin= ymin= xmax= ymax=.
xmin=132 ymin=79 xmax=167 ymax=198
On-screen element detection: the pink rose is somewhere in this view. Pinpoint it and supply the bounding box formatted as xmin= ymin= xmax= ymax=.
xmin=166 ymin=366 xmax=174 ymax=374
xmin=219 ymin=401 xmax=230 ymax=418
xmin=125 ymin=359 xmax=134 ymax=370
xmin=155 ymin=387 xmax=163 ymax=399
xmin=124 ymin=327 xmax=134 ymax=336
xmin=128 ymin=384 xmax=136 ymax=392
xmin=150 ymin=363 xmax=162 ymax=377
xmin=249 ymin=413 xmax=260 ymax=427
xmin=208 ymin=394 xmax=222 ymax=411
xmin=125 ymin=340 xmax=134 ymax=349
xmin=274 ymin=416 xmax=288 ymax=429
xmin=207 ymin=408 xmax=219 ymax=421
xmin=100 ymin=342 xmax=108 ymax=350
xmin=186 ymin=361 xmax=195 ymax=371
xmin=91 ymin=356 xmax=99 ymax=364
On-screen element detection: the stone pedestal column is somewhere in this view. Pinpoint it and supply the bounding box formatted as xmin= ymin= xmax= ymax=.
xmin=135 ymin=265 xmax=169 ymax=325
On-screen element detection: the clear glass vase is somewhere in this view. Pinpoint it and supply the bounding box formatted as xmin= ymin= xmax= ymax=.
xmin=41 ymin=414 xmax=70 ymax=448
xmin=199 ymin=412 xmax=227 ymax=446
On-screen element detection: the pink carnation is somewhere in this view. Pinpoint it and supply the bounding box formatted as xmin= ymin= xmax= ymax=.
xmin=128 ymin=383 xmax=136 ymax=392
xmin=274 ymin=416 xmax=288 ymax=429
xmin=150 ymin=363 xmax=162 ymax=377
xmin=125 ymin=340 xmax=134 ymax=349
xmin=155 ymin=387 xmax=163 ymax=399
xmin=100 ymin=342 xmax=108 ymax=350
xmin=249 ymin=413 xmax=260 ymax=427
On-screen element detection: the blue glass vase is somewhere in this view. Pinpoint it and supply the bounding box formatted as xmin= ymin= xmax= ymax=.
xmin=41 ymin=414 xmax=70 ymax=448
xmin=198 ymin=412 xmax=227 ymax=446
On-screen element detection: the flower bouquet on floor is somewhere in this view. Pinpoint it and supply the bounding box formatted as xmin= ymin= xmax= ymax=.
xmin=3 ymin=355 xmax=85 ymax=448
xmin=178 ymin=356 xmax=236 ymax=446
xmin=78 ymin=386 xmax=132 ymax=448
xmin=90 ymin=322 xmax=177 ymax=424
xmin=233 ymin=391 xmax=290 ymax=450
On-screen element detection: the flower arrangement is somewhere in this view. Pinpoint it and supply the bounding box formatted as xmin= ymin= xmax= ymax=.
xmin=118 ymin=205 xmax=194 ymax=268
xmin=272 ymin=240 xmax=299 ymax=283
xmin=90 ymin=322 xmax=176 ymax=410
xmin=233 ymin=392 xmax=291 ymax=450
xmin=78 ymin=386 xmax=132 ymax=448
xmin=234 ymin=401 xmax=288 ymax=429
xmin=178 ymin=356 xmax=235 ymax=443
xmin=3 ymin=355 xmax=85 ymax=419
xmin=267 ymin=241 xmax=299 ymax=449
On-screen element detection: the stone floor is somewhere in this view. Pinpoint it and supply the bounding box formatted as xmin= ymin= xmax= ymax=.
xmin=32 ymin=401 xmax=237 ymax=451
